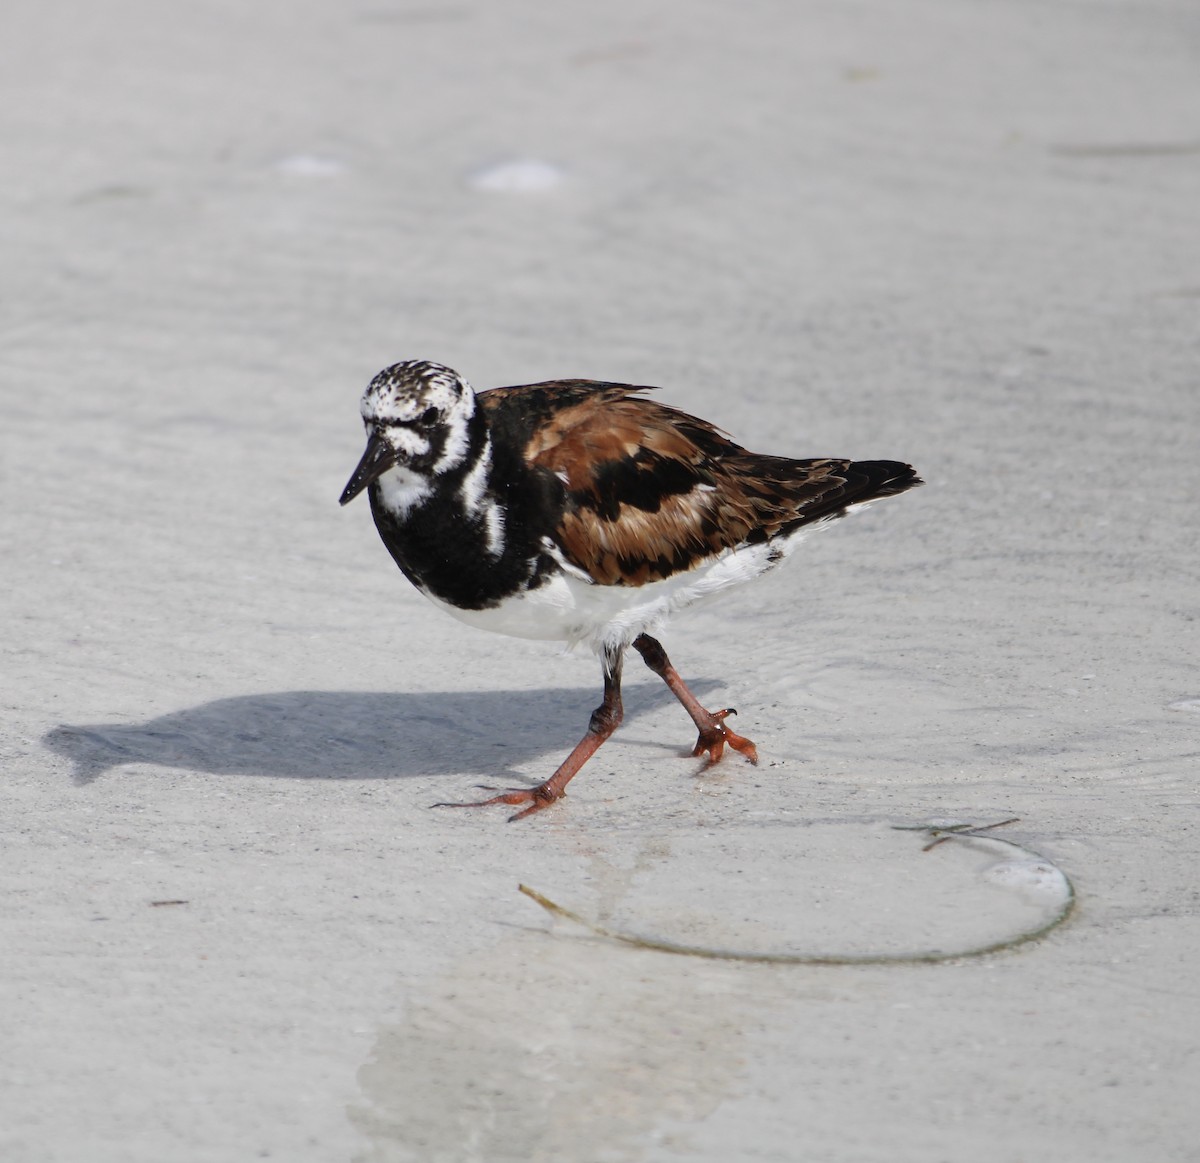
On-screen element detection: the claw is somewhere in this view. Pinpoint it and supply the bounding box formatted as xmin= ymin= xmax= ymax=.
xmin=691 ymin=708 xmax=759 ymax=767
xmin=432 ymin=784 xmax=564 ymax=821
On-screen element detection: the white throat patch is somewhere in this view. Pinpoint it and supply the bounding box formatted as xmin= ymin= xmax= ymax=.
xmin=376 ymin=464 xmax=433 ymax=514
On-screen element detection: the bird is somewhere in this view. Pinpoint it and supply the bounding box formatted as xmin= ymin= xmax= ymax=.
xmin=339 ymin=360 xmax=920 ymax=820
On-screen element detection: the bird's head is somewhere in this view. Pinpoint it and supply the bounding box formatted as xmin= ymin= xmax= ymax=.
xmin=339 ymin=360 xmax=477 ymax=506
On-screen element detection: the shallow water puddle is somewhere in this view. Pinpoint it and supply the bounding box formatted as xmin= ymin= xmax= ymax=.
xmin=522 ymin=819 xmax=1073 ymax=963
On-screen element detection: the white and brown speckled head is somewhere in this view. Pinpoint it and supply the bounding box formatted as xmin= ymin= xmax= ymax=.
xmin=339 ymin=360 xmax=478 ymax=509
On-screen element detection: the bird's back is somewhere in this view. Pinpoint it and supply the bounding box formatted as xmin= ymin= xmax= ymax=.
xmin=480 ymin=380 xmax=920 ymax=588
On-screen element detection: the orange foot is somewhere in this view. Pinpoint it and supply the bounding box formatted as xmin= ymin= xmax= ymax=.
xmin=432 ymin=783 xmax=564 ymax=822
xmin=691 ymin=708 xmax=759 ymax=767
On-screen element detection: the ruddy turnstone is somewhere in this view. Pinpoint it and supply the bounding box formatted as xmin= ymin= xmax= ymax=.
xmin=339 ymin=360 xmax=920 ymax=820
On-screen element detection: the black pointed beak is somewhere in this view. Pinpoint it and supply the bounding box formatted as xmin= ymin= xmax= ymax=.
xmin=339 ymin=431 xmax=396 ymax=506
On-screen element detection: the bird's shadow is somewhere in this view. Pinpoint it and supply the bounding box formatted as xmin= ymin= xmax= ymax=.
xmin=45 ymin=682 xmax=721 ymax=787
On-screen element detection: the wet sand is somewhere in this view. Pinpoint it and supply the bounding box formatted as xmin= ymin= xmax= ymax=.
xmin=3 ymin=2 xmax=1199 ymax=1159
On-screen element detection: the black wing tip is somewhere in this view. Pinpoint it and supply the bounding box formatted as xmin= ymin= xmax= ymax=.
xmin=768 ymin=458 xmax=921 ymax=536
xmin=849 ymin=459 xmax=923 ymax=498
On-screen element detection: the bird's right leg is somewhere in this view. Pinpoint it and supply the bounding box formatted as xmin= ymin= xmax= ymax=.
xmin=434 ymin=646 xmax=625 ymax=821
xmin=632 ymin=633 xmax=759 ymax=766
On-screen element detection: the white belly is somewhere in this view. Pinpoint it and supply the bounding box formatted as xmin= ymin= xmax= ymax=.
xmin=421 ymin=533 xmax=810 ymax=655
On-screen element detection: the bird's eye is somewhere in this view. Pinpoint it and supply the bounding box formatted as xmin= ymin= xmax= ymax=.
xmin=417 ymin=407 xmax=439 ymax=428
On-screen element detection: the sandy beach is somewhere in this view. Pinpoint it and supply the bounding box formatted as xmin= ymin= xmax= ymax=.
xmin=3 ymin=1 xmax=1199 ymax=1159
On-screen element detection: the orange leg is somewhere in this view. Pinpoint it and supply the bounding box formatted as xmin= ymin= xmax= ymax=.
xmin=632 ymin=634 xmax=758 ymax=766
xmin=434 ymin=648 xmax=625 ymax=821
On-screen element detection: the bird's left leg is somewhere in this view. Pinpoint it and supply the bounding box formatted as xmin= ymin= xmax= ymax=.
xmin=632 ymin=633 xmax=758 ymax=766
xmin=433 ymin=645 xmax=626 ymax=821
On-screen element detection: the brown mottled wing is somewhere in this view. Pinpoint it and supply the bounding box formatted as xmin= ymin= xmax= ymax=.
xmin=479 ymin=380 xmax=919 ymax=587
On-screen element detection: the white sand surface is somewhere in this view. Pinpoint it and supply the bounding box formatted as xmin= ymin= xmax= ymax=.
xmin=3 ymin=1 xmax=1199 ymax=1159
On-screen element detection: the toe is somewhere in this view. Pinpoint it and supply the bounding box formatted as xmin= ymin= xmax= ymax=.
xmin=690 ymin=728 xmax=727 ymax=765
